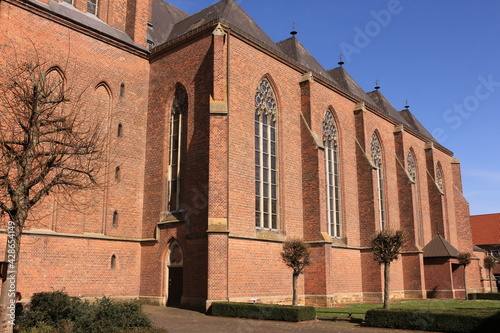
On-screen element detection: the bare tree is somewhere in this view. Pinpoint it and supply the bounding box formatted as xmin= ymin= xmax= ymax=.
xmin=281 ymin=239 xmax=311 ymax=306
xmin=483 ymin=255 xmax=496 ymax=293
xmin=371 ymin=229 xmax=405 ymax=309
xmin=457 ymin=252 xmax=472 ymax=300
xmin=0 ymin=58 xmax=104 ymax=332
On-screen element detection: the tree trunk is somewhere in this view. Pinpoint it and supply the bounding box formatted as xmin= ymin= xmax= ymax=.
xmin=488 ymin=268 xmax=493 ymax=293
xmin=0 ymin=219 xmax=22 ymax=333
xmin=383 ymin=263 xmax=390 ymax=309
xmin=463 ymin=265 xmax=468 ymax=300
xmin=292 ymin=273 xmax=299 ymax=306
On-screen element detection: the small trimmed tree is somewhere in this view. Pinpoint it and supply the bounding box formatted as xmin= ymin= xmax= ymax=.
xmin=281 ymin=239 xmax=311 ymax=306
xmin=457 ymin=252 xmax=472 ymax=299
xmin=371 ymin=229 xmax=405 ymax=309
xmin=483 ymin=255 xmax=497 ymax=293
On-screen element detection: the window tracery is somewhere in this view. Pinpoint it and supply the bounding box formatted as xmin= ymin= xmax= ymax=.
xmin=436 ymin=165 xmax=443 ymax=191
xmin=407 ymin=150 xmax=416 ymax=182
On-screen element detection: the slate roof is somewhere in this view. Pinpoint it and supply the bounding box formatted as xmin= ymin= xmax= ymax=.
xmin=28 ymin=0 xmax=144 ymax=49
xmin=399 ymin=109 xmax=436 ymax=142
xmin=423 ymin=234 xmax=459 ymax=258
xmin=277 ymin=37 xmax=331 ymax=78
xmin=367 ymin=90 xmax=437 ymax=142
xmin=162 ymin=0 xmax=280 ymax=52
xmin=367 ymin=89 xmax=406 ymax=122
xmin=328 ymin=66 xmax=375 ymax=106
xmin=470 ymin=213 xmax=500 ymax=245
xmin=148 ymin=0 xmax=189 ymax=47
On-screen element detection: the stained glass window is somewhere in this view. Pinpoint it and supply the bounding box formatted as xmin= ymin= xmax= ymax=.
xmin=407 ymin=150 xmax=416 ymax=182
xmin=408 ymin=150 xmax=423 ymax=245
xmin=255 ymin=79 xmax=278 ymax=230
xmin=436 ymin=165 xmax=443 ymax=191
xmin=323 ymin=110 xmax=341 ymax=238
xmin=371 ymin=133 xmax=386 ymax=229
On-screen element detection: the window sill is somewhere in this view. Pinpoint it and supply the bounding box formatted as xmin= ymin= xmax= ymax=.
xmin=331 ymin=237 xmax=348 ymax=248
xmin=159 ymin=211 xmax=185 ymax=224
xmin=255 ymin=228 xmax=285 ymax=242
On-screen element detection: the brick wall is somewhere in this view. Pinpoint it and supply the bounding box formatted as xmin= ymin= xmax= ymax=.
xmin=0 ymin=1 xmax=148 ymax=299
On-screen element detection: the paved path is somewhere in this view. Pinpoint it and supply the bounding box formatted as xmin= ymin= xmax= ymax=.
xmin=144 ymin=305 xmax=431 ymax=333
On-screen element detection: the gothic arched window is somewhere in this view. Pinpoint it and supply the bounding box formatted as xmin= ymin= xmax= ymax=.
xmin=168 ymin=86 xmax=188 ymax=212
xmin=371 ymin=133 xmax=386 ymax=229
xmin=323 ymin=109 xmax=341 ymax=238
xmin=255 ymin=79 xmax=278 ymax=230
xmin=408 ymin=150 xmax=423 ymax=245
xmin=407 ymin=150 xmax=416 ymax=182
xmin=436 ymin=164 xmax=444 ymax=192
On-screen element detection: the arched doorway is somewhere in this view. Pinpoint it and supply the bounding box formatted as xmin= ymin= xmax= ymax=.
xmin=166 ymin=241 xmax=183 ymax=307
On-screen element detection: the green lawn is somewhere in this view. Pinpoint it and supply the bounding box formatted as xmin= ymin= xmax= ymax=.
xmin=316 ymin=299 xmax=500 ymax=320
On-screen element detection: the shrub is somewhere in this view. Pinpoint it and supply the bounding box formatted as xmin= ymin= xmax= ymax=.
xmin=19 ymin=291 xmax=153 ymax=333
xmin=19 ymin=291 xmax=81 ymax=329
xmin=468 ymin=293 xmax=500 ymax=300
xmin=365 ymin=308 xmax=500 ymax=333
xmin=209 ymin=302 xmax=316 ymax=322
xmin=72 ymin=297 xmax=151 ymax=333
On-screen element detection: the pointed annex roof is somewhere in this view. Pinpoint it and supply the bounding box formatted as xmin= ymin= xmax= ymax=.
xmin=367 ymin=89 xmax=437 ymax=142
xmin=367 ymin=89 xmax=406 ymax=122
xmin=398 ymin=109 xmax=437 ymax=142
xmin=328 ymin=66 xmax=375 ymax=106
xmin=162 ymin=0 xmax=280 ymax=52
xmin=423 ymin=234 xmax=459 ymax=258
xmin=277 ymin=37 xmax=331 ymax=78
xmin=148 ymin=0 xmax=190 ymax=47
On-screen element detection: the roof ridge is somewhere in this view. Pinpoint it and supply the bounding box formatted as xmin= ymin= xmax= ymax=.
xmin=219 ymin=0 xmax=233 ymax=18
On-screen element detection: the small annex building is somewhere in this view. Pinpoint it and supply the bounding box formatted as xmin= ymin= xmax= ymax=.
xmin=471 ymin=213 xmax=500 ymax=291
xmin=0 ymin=0 xmax=485 ymax=309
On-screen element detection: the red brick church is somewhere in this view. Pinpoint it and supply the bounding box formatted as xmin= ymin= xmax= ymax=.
xmin=0 ymin=0 xmax=484 ymax=309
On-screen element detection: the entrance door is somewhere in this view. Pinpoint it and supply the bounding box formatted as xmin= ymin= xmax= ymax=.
xmin=167 ymin=266 xmax=183 ymax=307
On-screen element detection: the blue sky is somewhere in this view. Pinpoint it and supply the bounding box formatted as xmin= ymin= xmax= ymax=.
xmin=167 ymin=0 xmax=500 ymax=216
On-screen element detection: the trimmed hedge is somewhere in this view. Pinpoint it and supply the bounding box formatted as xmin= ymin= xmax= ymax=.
xmin=22 ymin=326 xmax=167 ymax=333
xmin=468 ymin=293 xmax=500 ymax=300
xmin=365 ymin=308 xmax=500 ymax=333
xmin=209 ymin=302 xmax=316 ymax=322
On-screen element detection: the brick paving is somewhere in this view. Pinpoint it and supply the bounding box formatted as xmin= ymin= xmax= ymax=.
xmin=143 ymin=305 xmax=430 ymax=333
